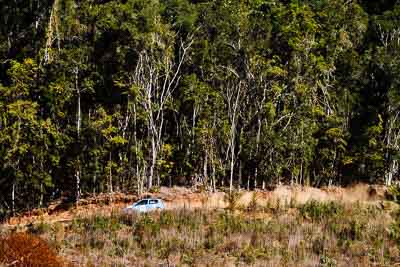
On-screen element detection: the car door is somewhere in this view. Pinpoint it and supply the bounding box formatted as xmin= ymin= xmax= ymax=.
xmin=134 ymin=200 xmax=148 ymax=212
xmin=148 ymin=199 xmax=158 ymax=211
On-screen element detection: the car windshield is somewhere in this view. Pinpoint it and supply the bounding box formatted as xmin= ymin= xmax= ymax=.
xmin=135 ymin=200 xmax=148 ymax=206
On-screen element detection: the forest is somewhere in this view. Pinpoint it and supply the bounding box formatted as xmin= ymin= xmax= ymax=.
xmin=1 ymin=0 xmax=400 ymax=217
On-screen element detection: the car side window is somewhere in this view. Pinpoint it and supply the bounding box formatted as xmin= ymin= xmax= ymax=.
xmin=135 ymin=200 xmax=148 ymax=206
xmin=149 ymin=200 xmax=158 ymax=204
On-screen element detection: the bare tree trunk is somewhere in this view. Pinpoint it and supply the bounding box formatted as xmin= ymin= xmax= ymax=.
xmin=109 ymin=151 xmax=113 ymax=193
xmin=93 ymin=158 xmax=97 ymax=195
xmin=386 ymin=159 xmax=399 ymax=186
xmin=39 ymin=183 xmax=43 ymax=207
xmin=140 ymin=163 xmax=147 ymax=195
xmin=203 ymin=153 xmax=208 ymax=183
xmin=255 ymin=118 xmax=261 ymax=186
xmin=192 ymin=105 xmax=197 ymax=156
xmin=12 ymin=181 xmax=15 ymax=216
xmin=75 ymin=168 xmax=80 ymax=202
xmin=211 ymin=154 xmax=216 ymax=192
xmin=238 ymin=159 xmax=242 ymax=190
xmin=133 ymin=103 xmax=141 ymax=193
xmin=229 ymin=144 xmax=235 ymax=192
xmin=132 ymin=39 xmax=193 ymax=191
xmin=149 ymin=135 xmax=156 ymax=189
xmin=75 ymin=67 xmax=81 ymax=203
xmin=44 ymin=0 xmax=60 ymax=64
xmin=384 ymin=108 xmax=400 ymax=185
xmin=378 ymin=27 xmax=400 ymax=185
xmin=227 ymin=83 xmax=242 ymax=192
xmin=77 ymin=89 xmax=81 ymax=135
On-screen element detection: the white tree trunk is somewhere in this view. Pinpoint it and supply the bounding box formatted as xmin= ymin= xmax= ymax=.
xmin=75 ymin=168 xmax=80 ymax=202
xmin=39 ymin=183 xmax=43 ymax=207
xmin=386 ymin=160 xmax=398 ymax=186
xmin=149 ymin=135 xmax=156 ymax=189
xmin=109 ymin=151 xmax=113 ymax=193
xmin=227 ymin=82 xmax=242 ymax=192
xmin=75 ymin=67 xmax=81 ymax=203
xmin=12 ymin=181 xmax=15 ymax=216
xmin=203 ymin=153 xmax=208 ymax=182
xmin=132 ymin=39 xmax=193 ymax=190
xmin=229 ymin=141 xmax=235 ymax=192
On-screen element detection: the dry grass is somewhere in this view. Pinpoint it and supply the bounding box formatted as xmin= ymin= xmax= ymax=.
xmin=0 ymin=185 xmax=396 ymax=266
xmin=4 ymin=184 xmax=387 ymax=228
xmin=3 ymin=200 xmax=397 ymax=266
xmin=0 ymin=232 xmax=71 ymax=267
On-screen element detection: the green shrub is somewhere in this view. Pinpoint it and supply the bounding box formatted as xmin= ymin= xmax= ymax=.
xmin=149 ymin=186 xmax=160 ymax=193
xmin=159 ymin=237 xmax=181 ymax=259
xmin=159 ymin=211 xmax=175 ymax=227
xmin=237 ymin=246 xmax=257 ymax=264
xmin=175 ymin=209 xmax=201 ymax=230
xmin=387 ymin=184 xmax=400 ymax=204
xmin=112 ymin=238 xmax=130 ymax=257
xmin=389 ymin=220 xmax=400 ymax=245
xmin=133 ymin=214 xmax=160 ymax=246
xmin=300 ymin=201 xmax=344 ymax=222
xmin=71 ymin=215 xmax=122 ymax=233
xmin=225 ymin=190 xmax=242 ymax=211
xmin=204 ymin=225 xmax=221 ymax=250
xmin=342 ymin=220 xmax=364 ymax=241
xmin=312 ymin=236 xmax=325 ymax=254
xmin=320 ymin=255 xmax=337 ymax=267
xmin=88 ymin=235 xmax=106 ymax=250
xmin=216 ymin=213 xmax=246 ymax=233
xmin=117 ymin=212 xmax=139 ymax=226
xmin=330 ymin=218 xmax=365 ymax=243
xmin=27 ymin=220 xmax=52 ymax=235
xmin=90 ymin=215 xmax=121 ymax=232
xmin=247 ymin=192 xmax=258 ymax=212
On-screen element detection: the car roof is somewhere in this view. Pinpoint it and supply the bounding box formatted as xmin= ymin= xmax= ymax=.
xmin=137 ymin=198 xmax=162 ymax=201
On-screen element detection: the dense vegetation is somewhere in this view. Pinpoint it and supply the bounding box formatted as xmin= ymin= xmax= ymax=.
xmin=2 ymin=201 xmax=399 ymax=266
xmin=1 ymin=0 xmax=400 ymax=215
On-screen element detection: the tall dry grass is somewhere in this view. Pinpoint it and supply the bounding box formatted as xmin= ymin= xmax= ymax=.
xmin=3 ymin=200 xmax=399 ymax=266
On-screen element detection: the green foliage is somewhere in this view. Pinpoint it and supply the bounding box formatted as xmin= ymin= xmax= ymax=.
xmin=72 ymin=215 xmax=122 ymax=233
xmin=388 ymin=184 xmax=400 ymax=204
xmin=389 ymin=215 xmax=400 ymax=246
xmin=27 ymin=221 xmax=52 ymax=235
xmin=224 ymin=190 xmax=243 ymax=212
xmin=299 ymin=200 xmax=344 ymax=222
xmin=1 ymin=0 xmax=400 ymax=213
xmin=247 ymin=192 xmax=258 ymax=212
xmin=320 ymin=255 xmax=337 ymax=267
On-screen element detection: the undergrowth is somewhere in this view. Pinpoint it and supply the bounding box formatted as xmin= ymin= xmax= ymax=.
xmin=3 ymin=200 xmax=399 ymax=266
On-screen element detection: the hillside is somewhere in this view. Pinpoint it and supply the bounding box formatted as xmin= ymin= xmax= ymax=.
xmin=1 ymin=184 xmax=400 ymax=266
xmin=1 ymin=184 xmax=390 ymax=227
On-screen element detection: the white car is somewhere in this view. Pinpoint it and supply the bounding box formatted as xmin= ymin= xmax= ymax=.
xmin=123 ymin=198 xmax=165 ymax=213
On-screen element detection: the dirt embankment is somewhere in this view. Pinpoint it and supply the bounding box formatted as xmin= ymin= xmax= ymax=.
xmin=2 ymin=184 xmax=389 ymax=227
xmin=155 ymin=183 xmax=387 ymax=209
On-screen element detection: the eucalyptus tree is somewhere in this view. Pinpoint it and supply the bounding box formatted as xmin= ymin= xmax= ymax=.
xmin=373 ymin=4 xmax=400 ymax=185
xmin=2 ymin=0 xmax=400 ymax=216
xmin=132 ymin=38 xmax=193 ymax=189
